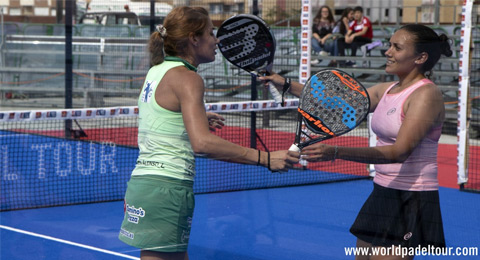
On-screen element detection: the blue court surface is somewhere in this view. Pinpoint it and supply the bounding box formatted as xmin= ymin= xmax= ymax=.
xmin=1 ymin=179 xmax=479 ymax=260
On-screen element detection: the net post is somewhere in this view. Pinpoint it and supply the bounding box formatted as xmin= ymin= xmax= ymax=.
xmin=64 ymin=0 xmax=74 ymax=138
xmin=250 ymin=74 xmax=257 ymax=149
xmin=262 ymin=88 xmax=270 ymax=128
xmin=250 ymin=0 xmax=260 ymax=149
xmin=457 ymin=0 xmax=474 ymax=188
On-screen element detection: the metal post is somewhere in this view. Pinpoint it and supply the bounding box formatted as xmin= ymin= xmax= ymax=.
xmin=250 ymin=76 xmax=257 ymax=149
xmin=434 ymin=0 xmax=440 ymax=26
xmin=65 ymin=0 xmax=73 ymax=138
xmin=250 ymin=0 xmax=259 ymax=149
xmin=396 ymin=5 xmax=401 ymax=28
xmin=416 ymin=6 xmax=420 ymax=24
xmin=56 ymin=0 xmax=64 ymax=23
xmin=1 ymin=7 xmax=4 ymax=68
xmin=150 ymin=0 xmax=155 ymax=34
xmin=252 ymin=0 xmax=259 ymax=16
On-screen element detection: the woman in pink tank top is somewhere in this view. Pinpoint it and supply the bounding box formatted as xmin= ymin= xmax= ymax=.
xmin=260 ymin=24 xmax=453 ymax=259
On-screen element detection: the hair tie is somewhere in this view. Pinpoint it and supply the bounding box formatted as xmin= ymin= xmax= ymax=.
xmin=156 ymin=25 xmax=167 ymax=38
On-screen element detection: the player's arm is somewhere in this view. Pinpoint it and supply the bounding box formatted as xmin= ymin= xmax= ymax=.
xmin=173 ymin=69 xmax=298 ymax=170
xmin=258 ymin=73 xmax=303 ymax=97
xmin=366 ymin=81 xmax=391 ymax=112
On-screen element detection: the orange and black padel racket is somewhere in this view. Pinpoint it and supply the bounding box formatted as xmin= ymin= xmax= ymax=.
xmin=289 ymin=69 xmax=370 ymax=152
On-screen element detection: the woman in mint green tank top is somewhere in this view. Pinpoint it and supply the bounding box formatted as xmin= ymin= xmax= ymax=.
xmin=261 ymin=24 xmax=453 ymax=259
xmin=118 ymin=6 xmax=299 ymax=260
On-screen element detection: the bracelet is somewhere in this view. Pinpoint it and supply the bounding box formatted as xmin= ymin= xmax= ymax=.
xmin=332 ymin=145 xmax=338 ymax=162
xmin=267 ymin=151 xmax=271 ymax=171
xmin=282 ymin=77 xmax=291 ymax=93
xmin=257 ymin=150 xmax=261 ymax=166
xmin=281 ymin=78 xmax=291 ymax=106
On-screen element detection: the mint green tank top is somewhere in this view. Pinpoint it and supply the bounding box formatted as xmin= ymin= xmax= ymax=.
xmin=132 ymin=60 xmax=195 ymax=181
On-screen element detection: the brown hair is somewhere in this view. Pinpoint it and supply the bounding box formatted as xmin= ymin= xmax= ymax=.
xmin=337 ymin=7 xmax=353 ymax=35
xmin=314 ymin=5 xmax=334 ymax=24
xmin=148 ymin=6 xmax=210 ymax=66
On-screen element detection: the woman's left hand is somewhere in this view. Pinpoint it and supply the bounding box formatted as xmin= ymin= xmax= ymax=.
xmin=301 ymin=143 xmax=336 ymax=162
xmin=206 ymin=112 xmax=225 ymax=131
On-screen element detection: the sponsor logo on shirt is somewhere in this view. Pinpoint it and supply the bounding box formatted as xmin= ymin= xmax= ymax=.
xmin=387 ymin=108 xmax=397 ymax=115
xmin=141 ymin=80 xmax=156 ymax=103
xmin=404 ymin=231 xmax=413 ymax=240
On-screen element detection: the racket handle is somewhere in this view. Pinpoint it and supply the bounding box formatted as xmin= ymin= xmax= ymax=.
xmin=288 ymin=144 xmax=300 ymax=152
xmin=268 ymin=82 xmax=283 ymax=104
xmin=288 ymin=144 xmax=307 ymax=167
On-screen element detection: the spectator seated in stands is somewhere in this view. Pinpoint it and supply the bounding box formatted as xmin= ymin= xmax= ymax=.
xmin=337 ymin=6 xmax=373 ymax=67
xmin=327 ymin=7 xmax=354 ymax=67
xmin=310 ymin=5 xmax=337 ymax=66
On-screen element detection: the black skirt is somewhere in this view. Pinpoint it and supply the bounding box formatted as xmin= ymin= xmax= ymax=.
xmin=350 ymin=183 xmax=446 ymax=248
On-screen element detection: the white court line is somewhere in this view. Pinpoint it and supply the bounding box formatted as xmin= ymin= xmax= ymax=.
xmin=0 ymin=225 xmax=140 ymax=260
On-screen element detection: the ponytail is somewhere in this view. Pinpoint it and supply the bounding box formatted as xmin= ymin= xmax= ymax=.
xmin=148 ymin=31 xmax=165 ymax=66
xmin=439 ymin=34 xmax=453 ymax=57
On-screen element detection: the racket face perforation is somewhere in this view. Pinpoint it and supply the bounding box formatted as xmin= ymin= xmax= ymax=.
xmin=295 ymin=69 xmax=370 ymax=148
xmin=216 ymin=14 xmax=276 ymax=74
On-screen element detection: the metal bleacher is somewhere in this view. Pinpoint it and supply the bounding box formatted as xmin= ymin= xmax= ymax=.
xmin=0 ymin=23 xmax=149 ymax=107
xmin=0 ymin=22 xmax=477 ymax=109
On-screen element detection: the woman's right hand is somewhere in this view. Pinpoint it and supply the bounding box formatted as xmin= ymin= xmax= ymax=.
xmin=267 ymin=150 xmax=300 ymax=172
xmin=258 ymin=73 xmax=285 ymax=91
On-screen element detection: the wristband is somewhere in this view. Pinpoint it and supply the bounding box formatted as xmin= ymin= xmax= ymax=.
xmin=282 ymin=77 xmax=291 ymax=93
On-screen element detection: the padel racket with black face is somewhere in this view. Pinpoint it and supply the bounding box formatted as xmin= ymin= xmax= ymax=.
xmin=216 ymin=14 xmax=283 ymax=104
xmin=289 ymin=69 xmax=370 ymax=152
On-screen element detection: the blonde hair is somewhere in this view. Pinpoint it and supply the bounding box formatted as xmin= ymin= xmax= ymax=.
xmin=148 ymin=6 xmax=210 ymax=66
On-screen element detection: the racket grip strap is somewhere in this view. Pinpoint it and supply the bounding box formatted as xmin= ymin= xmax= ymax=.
xmin=268 ymin=82 xmax=283 ymax=105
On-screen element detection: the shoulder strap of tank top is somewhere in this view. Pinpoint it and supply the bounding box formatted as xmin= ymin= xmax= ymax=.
xmin=164 ymin=56 xmax=197 ymax=72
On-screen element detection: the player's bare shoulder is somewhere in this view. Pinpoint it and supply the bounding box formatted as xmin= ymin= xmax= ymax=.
xmin=166 ymin=66 xmax=204 ymax=89
xmin=368 ymin=81 xmax=395 ymax=102
xmin=373 ymin=81 xmax=394 ymax=94
xmin=410 ymin=81 xmax=444 ymax=103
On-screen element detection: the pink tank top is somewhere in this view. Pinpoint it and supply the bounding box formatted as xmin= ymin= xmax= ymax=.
xmin=371 ymin=79 xmax=442 ymax=191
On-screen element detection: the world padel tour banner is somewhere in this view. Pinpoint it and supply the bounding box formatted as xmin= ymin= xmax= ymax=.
xmin=1 ymin=133 xmax=138 ymax=210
